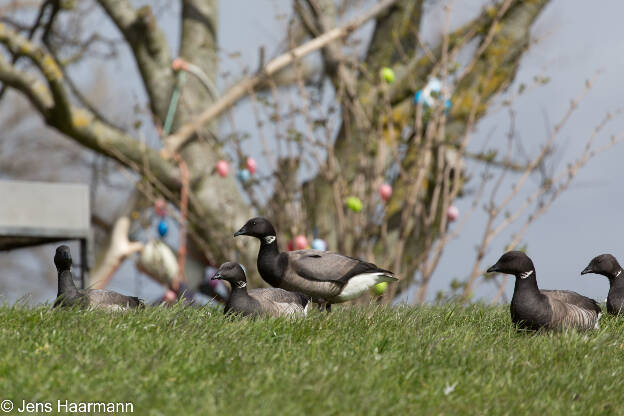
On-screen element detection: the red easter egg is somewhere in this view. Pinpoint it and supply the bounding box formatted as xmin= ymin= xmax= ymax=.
xmin=164 ymin=290 xmax=177 ymax=304
xmin=295 ymin=235 xmax=308 ymax=250
xmin=379 ymin=183 xmax=392 ymax=202
xmin=447 ymin=205 xmax=459 ymax=222
xmin=216 ymin=160 xmax=230 ymax=177
xmin=154 ymin=198 xmax=166 ymax=217
xmin=287 ymin=240 xmax=294 ymax=251
xmin=246 ymin=157 xmax=257 ymax=175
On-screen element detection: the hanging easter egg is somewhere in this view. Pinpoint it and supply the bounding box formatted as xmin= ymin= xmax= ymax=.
xmin=381 ymin=67 xmax=395 ymax=84
xmin=171 ymin=57 xmax=188 ymax=71
xmin=294 ymin=235 xmax=308 ymax=250
xmin=216 ymin=160 xmax=230 ymax=177
xmin=444 ymin=98 xmax=452 ymax=112
xmin=427 ymin=77 xmax=442 ymax=94
xmin=237 ymin=168 xmax=251 ymax=183
xmin=379 ymin=183 xmax=392 ymax=202
xmin=447 ymin=205 xmax=459 ymax=222
xmin=287 ymin=240 xmax=295 ymax=251
xmin=164 ymin=289 xmax=177 ymax=304
xmin=312 ymin=238 xmax=327 ymax=251
xmin=158 ymin=219 xmax=169 ymax=237
xmin=413 ymin=90 xmax=423 ymax=105
xmin=371 ymin=282 xmax=388 ymax=296
xmin=346 ymin=196 xmax=363 ymax=212
xmin=414 ymin=77 xmax=447 ymax=108
xmin=154 ymin=198 xmax=167 ymax=217
xmin=246 ymin=157 xmax=257 ymax=175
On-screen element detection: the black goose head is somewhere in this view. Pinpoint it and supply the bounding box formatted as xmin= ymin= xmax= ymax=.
xmin=234 ymin=217 xmax=277 ymax=242
xmin=582 ymin=254 xmax=622 ymax=279
xmin=54 ymin=245 xmax=72 ymax=271
xmin=487 ymin=251 xmax=535 ymax=279
xmin=212 ymin=262 xmax=247 ymax=288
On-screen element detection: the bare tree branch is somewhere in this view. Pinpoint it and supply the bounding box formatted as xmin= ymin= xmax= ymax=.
xmin=0 ymin=23 xmax=181 ymax=190
xmin=163 ymin=0 xmax=401 ymax=157
xmin=96 ymin=0 xmax=175 ymax=121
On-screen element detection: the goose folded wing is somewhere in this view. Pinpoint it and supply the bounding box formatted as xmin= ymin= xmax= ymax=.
xmin=86 ymin=290 xmax=144 ymax=308
xmin=288 ymin=250 xmax=391 ymax=283
xmin=250 ymin=288 xmax=310 ymax=306
xmin=249 ymin=288 xmax=309 ymax=316
xmin=546 ymin=296 xmax=599 ymax=330
xmin=542 ymin=290 xmax=601 ymax=313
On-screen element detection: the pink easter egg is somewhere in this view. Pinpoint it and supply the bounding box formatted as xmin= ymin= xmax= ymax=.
xmin=216 ymin=160 xmax=230 ymax=177
xmin=246 ymin=157 xmax=257 ymax=175
xmin=154 ymin=198 xmax=167 ymax=217
xmin=447 ymin=205 xmax=459 ymax=222
xmin=164 ymin=290 xmax=177 ymax=304
xmin=171 ymin=58 xmax=188 ymax=71
xmin=294 ymin=235 xmax=308 ymax=250
xmin=379 ymin=183 xmax=392 ymax=202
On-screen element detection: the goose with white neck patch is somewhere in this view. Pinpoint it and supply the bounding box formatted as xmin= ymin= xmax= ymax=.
xmin=234 ymin=217 xmax=398 ymax=308
xmin=487 ymin=251 xmax=601 ymax=331
xmin=212 ymin=262 xmax=310 ymax=317
xmin=53 ymin=245 xmax=144 ymax=310
xmin=581 ymin=254 xmax=624 ymax=315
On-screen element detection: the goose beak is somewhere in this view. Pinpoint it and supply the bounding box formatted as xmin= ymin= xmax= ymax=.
xmin=487 ymin=264 xmax=499 ymax=273
xmin=234 ymin=227 xmax=247 ymax=237
xmin=581 ymin=266 xmax=592 ymax=275
xmin=211 ymin=273 xmax=223 ymax=280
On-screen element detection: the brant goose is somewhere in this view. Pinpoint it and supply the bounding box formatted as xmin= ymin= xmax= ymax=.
xmin=581 ymin=254 xmax=624 ymax=315
xmin=212 ymin=262 xmax=310 ymax=317
xmin=234 ymin=217 xmax=397 ymax=307
xmin=53 ymin=245 xmax=144 ymax=310
xmin=487 ymin=251 xmax=601 ymax=331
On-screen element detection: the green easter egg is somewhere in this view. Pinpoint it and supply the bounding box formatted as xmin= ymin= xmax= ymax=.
xmin=381 ymin=67 xmax=395 ymax=83
xmin=346 ymin=196 xmax=363 ymax=212
xmin=371 ymin=282 xmax=388 ymax=296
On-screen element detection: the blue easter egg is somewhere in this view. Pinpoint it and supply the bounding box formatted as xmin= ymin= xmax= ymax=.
xmin=237 ymin=168 xmax=251 ymax=183
xmin=312 ymin=238 xmax=327 ymax=251
xmin=157 ymin=220 xmax=168 ymax=237
xmin=413 ymin=90 xmax=422 ymax=104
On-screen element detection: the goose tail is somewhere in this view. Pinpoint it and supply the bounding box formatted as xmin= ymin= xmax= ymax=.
xmin=377 ymin=271 xmax=399 ymax=282
xmin=131 ymin=297 xmax=145 ymax=309
xmin=298 ymin=293 xmax=312 ymax=316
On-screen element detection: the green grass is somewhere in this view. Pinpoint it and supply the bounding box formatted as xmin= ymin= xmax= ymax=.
xmin=0 ymin=304 xmax=622 ymax=415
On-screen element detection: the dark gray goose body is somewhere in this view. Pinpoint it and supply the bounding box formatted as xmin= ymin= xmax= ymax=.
xmin=234 ymin=218 xmax=398 ymax=304
xmin=213 ymin=262 xmax=310 ymax=317
xmin=53 ymin=245 xmax=143 ymax=310
xmin=488 ymin=251 xmax=600 ymax=331
xmin=581 ymin=254 xmax=624 ymax=315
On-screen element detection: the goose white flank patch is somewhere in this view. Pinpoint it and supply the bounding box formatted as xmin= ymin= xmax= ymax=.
xmin=234 ymin=217 xmax=398 ymax=307
xmin=212 ymin=262 xmax=310 ymax=318
xmin=336 ymin=272 xmax=395 ymax=301
xmin=581 ymin=254 xmax=624 ymax=315
xmin=487 ymin=251 xmax=601 ymax=331
xmin=53 ymin=245 xmax=144 ymax=310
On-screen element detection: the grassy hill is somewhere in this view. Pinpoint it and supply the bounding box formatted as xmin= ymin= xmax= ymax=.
xmin=0 ymin=303 xmax=621 ymax=415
